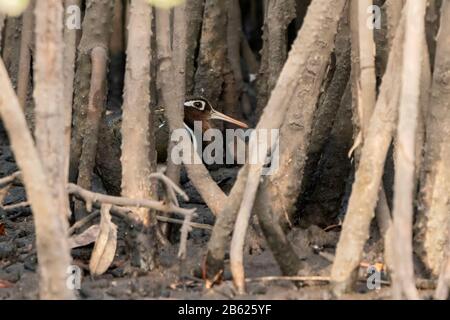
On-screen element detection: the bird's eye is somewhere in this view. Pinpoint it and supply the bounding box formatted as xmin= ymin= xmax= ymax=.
xmin=194 ymin=102 xmax=203 ymax=109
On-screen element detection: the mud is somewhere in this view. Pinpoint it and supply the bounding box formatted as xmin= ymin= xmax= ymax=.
xmin=0 ymin=126 xmax=433 ymax=300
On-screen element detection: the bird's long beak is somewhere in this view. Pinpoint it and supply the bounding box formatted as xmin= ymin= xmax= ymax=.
xmin=210 ymin=110 xmax=248 ymax=128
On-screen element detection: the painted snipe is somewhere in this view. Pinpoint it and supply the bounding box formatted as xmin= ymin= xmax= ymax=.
xmin=97 ymin=97 xmax=248 ymax=194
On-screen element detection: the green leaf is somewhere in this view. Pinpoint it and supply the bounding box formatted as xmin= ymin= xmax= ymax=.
xmin=147 ymin=0 xmax=185 ymax=9
xmin=0 ymin=0 xmax=30 ymax=16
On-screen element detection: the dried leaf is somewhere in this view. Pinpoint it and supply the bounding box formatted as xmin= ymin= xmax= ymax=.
xmin=89 ymin=204 xmax=117 ymax=276
xmin=0 ymin=223 xmax=5 ymax=236
xmin=0 ymin=279 xmax=14 ymax=288
xmin=68 ymin=224 xmax=100 ymax=249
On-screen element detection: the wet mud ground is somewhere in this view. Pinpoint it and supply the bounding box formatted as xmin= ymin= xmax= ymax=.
xmin=0 ymin=141 xmax=434 ymax=300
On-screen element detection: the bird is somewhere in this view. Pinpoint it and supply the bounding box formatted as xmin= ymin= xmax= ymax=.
xmin=183 ymin=97 xmax=248 ymax=133
xmin=157 ymin=97 xmax=248 ymax=158
xmin=96 ymin=97 xmax=248 ymax=195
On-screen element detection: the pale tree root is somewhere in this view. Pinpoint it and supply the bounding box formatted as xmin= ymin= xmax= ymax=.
xmin=205 ymin=0 xmax=347 ymax=292
xmin=254 ymin=186 xmax=304 ymax=277
xmin=330 ymin=11 xmax=406 ymax=296
xmin=74 ymin=46 xmax=109 ymax=220
xmin=204 ymin=165 xmax=249 ymax=288
xmin=0 ymin=55 xmax=73 ymax=298
xmin=70 ymin=0 xmax=114 ymax=220
xmin=391 ymin=0 xmax=427 ymax=300
xmin=416 ymin=0 xmax=450 ymax=277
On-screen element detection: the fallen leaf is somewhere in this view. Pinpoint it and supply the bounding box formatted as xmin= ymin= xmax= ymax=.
xmin=68 ymin=224 xmax=100 ymax=249
xmin=0 ymin=279 xmax=14 ymax=288
xmin=89 ymin=204 xmax=117 ymax=276
xmin=0 ymin=223 xmax=5 ymax=236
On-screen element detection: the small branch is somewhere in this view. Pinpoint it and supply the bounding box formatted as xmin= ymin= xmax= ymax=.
xmin=245 ymin=276 xmax=331 ymax=283
xmin=157 ymin=215 xmax=212 ymax=231
xmin=244 ymin=275 xmax=393 ymax=287
xmin=178 ymin=211 xmax=193 ymax=260
xmin=0 ymin=171 xmax=22 ymax=187
xmin=1 ymin=186 xmax=209 ymax=231
xmin=68 ymin=210 xmax=99 ymax=235
xmin=67 ymin=204 xmax=209 ymax=238
xmin=68 ymin=183 xmax=195 ymax=217
xmin=150 ymin=172 xmax=189 ymax=202
xmin=3 ymin=201 xmax=30 ymax=212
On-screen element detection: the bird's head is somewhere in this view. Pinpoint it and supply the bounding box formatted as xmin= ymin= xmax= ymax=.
xmin=183 ymin=97 xmax=248 ymax=131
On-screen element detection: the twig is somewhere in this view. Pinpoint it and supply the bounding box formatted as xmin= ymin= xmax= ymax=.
xmin=0 ymin=171 xmax=22 ymax=187
xmin=3 ymin=201 xmax=30 ymax=212
xmin=178 ymin=211 xmax=193 ymax=260
xmin=0 ymin=192 xmax=210 ymax=231
xmin=157 ymin=215 xmax=212 ymax=231
xmin=245 ymin=275 xmax=330 ymax=283
xmin=0 ymin=184 xmax=11 ymax=205
xmin=68 ymin=183 xmax=195 ymax=217
xmin=68 ymin=210 xmax=100 ymax=235
xmin=150 ymin=172 xmax=189 ymax=202
xmin=244 ymin=275 xmax=393 ymax=287
xmin=69 ymin=199 xmax=205 ymax=231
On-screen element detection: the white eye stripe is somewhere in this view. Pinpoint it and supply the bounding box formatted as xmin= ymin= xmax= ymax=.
xmin=184 ymin=100 xmax=205 ymax=111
